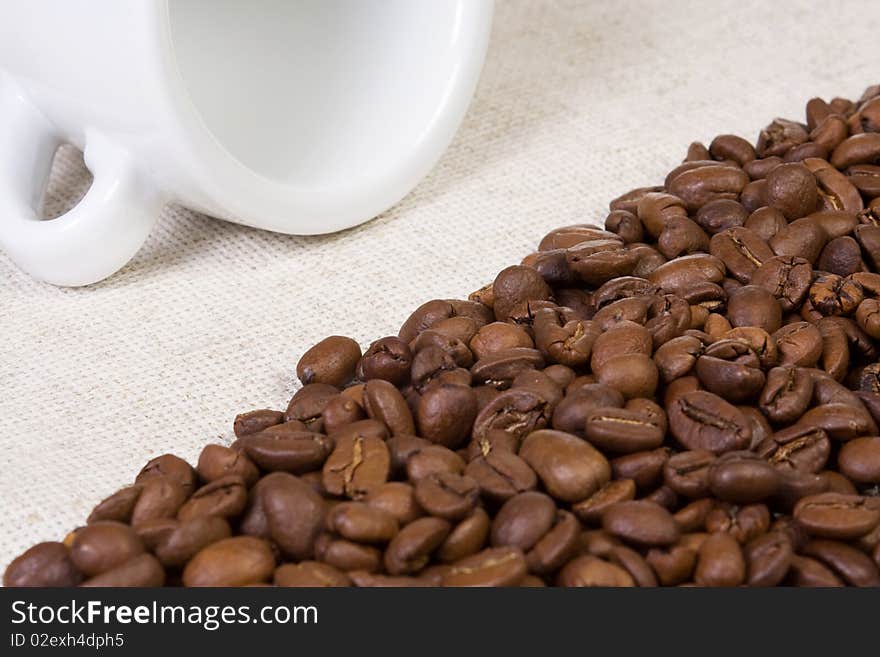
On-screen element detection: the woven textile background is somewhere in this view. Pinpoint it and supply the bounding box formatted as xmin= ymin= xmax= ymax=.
xmin=2 ymin=0 xmax=879 ymax=569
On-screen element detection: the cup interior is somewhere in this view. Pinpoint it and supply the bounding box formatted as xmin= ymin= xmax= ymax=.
xmin=167 ymin=0 xmax=472 ymax=188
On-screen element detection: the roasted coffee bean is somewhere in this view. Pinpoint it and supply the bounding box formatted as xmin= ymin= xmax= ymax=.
xmin=526 ymin=510 xmax=580 ymax=574
xmin=384 ymin=517 xmax=451 ymax=575
xmin=413 ymin=472 xmax=479 ymax=520
xmin=323 ymin=426 xmax=390 ymax=498
xmin=584 ymin=406 xmax=664 ymax=453
xmin=793 ymin=493 xmax=880 ymax=539
xmin=241 ymin=425 xmax=332 ymax=474
xmin=315 ymin=535 xmax=381 ymax=572
xmin=197 ymin=444 xmax=259 ymax=488
xmin=182 ymin=537 xmax=274 ymax=587
xmin=809 ymin=274 xmax=863 ymax=317
xmin=802 ymin=539 xmax=880 ymax=587
xmin=759 ymin=366 xmax=813 ymax=424
xmin=326 ymin=502 xmax=399 ymax=544
xmin=283 ymin=384 xmax=339 ymax=430
xmin=787 ymin=555 xmax=844 ymax=586
xmin=817 ymin=237 xmax=864 ymax=277
xmin=87 ymin=486 xmax=142 ymax=524
xmin=364 ymin=482 xmax=422 ymax=526
xmin=708 ymin=452 xmax=780 ymax=503
xmin=695 ymin=532 xmax=745 ymax=586
xmin=557 ymin=555 xmax=634 ymax=587
xmin=572 ymin=479 xmax=637 ymax=524
xmin=177 ymin=475 xmax=248 ymax=521
xmin=274 ymin=562 xmax=351 ymax=587
xmin=472 ymin=388 xmax=551 ymax=443
xmin=359 ymin=336 xmax=413 ymax=385
xmin=663 ymin=450 xmax=715 ymax=498
xmin=153 ymin=516 xmax=231 ymax=568
xmin=769 ymin=217 xmax=828 ymax=265
xmin=437 ymin=508 xmax=491 ymax=563
xmin=774 ymin=322 xmax=823 ymax=367
xmin=471 ymin=348 xmax=545 ymax=389
xmin=761 ymin=426 xmax=830 ymax=473
xmin=297 ymin=335 xmax=361 ymax=387
xmin=233 ymin=409 xmax=284 ymax=438
xmin=406 ymin=445 xmax=465 ymax=481
xmin=491 ymin=492 xmax=557 ymax=551
xmin=602 ymin=500 xmax=680 ymax=546
xmin=259 ymin=472 xmax=326 ymax=560
xmin=442 ymin=546 xmax=528 ymax=586
xmin=604 ymin=210 xmax=645 ymax=244
xmin=362 ymin=379 xmax=416 ymax=436
xmin=465 ymin=449 xmax=537 ymax=502
xmin=668 ymin=391 xmax=752 ymax=454
xmin=80 ymin=554 xmax=165 ymax=588
xmin=744 ymin=531 xmax=793 ymax=587
xmin=727 ymin=285 xmax=782 ymax=333
xmin=492 ymin=265 xmax=553 ymax=321
xmin=611 ymin=448 xmax=669 ymax=491
xmin=520 ymin=430 xmax=611 ymax=503
xmin=3 ymin=542 xmax=82 ymax=587
xmin=710 ymin=227 xmax=774 ymax=283
xmin=130 ymin=476 xmax=189 ymax=526
xmin=838 ymin=437 xmax=880 ymax=484
xmin=696 ymin=199 xmax=749 ymax=236
xmin=765 ymin=163 xmax=819 ymax=220
xmin=321 ymin=396 xmax=367 ymax=435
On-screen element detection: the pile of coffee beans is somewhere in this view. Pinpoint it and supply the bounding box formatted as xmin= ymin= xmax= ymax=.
xmin=7 ymin=85 xmax=880 ymax=587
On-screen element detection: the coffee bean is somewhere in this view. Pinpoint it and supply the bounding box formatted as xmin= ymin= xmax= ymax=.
xmin=464 ymin=448 xmax=537 ymax=502
xmin=3 ymin=542 xmax=83 ymax=587
xmin=442 ymin=546 xmax=528 ymax=586
xmin=695 ymin=532 xmax=745 ymax=586
xmin=87 ymin=485 xmax=142 ymax=524
xmin=233 ymin=409 xmax=284 ymax=438
xmin=668 ymin=391 xmax=752 ymax=454
xmin=152 ymin=516 xmax=231 ymax=567
xmin=80 ymin=553 xmax=165 ymax=587
xmin=177 ymin=475 xmax=248 ymax=521
xmin=241 ymin=425 xmax=332 ymax=474
xmin=584 ymin=406 xmax=665 ymax=453
xmin=182 ymin=536 xmax=274 ymax=587
xmin=274 ymin=561 xmax=351 ymax=587
xmin=602 ymin=500 xmax=680 ymax=546
xmin=802 ymin=539 xmax=880 ymax=587
xmin=326 ymin=502 xmax=399 ymax=544
xmin=794 ymin=493 xmax=880 ymax=539
xmin=384 ymin=517 xmax=451 ymax=575
xmin=297 ymin=336 xmax=361 ymax=387
xmin=437 ymin=508 xmax=491 ymax=563
xmin=413 ymin=472 xmax=479 ymax=520
xmin=359 ymin=336 xmax=413 ymax=385
xmin=838 ymin=437 xmax=880 ymax=484
xmin=744 ymin=531 xmax=793 ymax=587
xmin=557 ymin=555 xmax=635 ymax=586
xmin=322 ymin=426 xmax=390 ymax=498
xmin=761 ymin=426 xmax=830 ymax=473
xmin=520 ymin=430 xmax=611 ymax=503
xmin=259 ymin=472 xmax=326 ymax=559
xmin=708 ymin=452 xmax=780 ymax=503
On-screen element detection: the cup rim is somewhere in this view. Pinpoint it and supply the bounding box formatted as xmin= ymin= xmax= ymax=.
xmin=148 ymin=0 xmax=494 ymax=235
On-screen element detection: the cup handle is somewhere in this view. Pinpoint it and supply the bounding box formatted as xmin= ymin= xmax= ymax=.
xmin=0 ymin=80 xmax=162 ymax=286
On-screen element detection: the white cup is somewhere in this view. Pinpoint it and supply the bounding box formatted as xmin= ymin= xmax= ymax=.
xmin=0 ymin=0 xmax=493 ymax=286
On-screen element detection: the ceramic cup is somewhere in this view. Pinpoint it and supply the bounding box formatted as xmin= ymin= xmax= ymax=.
xmin=0 ymin=0 xmax=493 ymax=286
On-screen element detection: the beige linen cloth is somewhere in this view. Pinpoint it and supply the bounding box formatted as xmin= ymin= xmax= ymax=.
xmin=2 ymin=0 xmax=879 ymax=568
